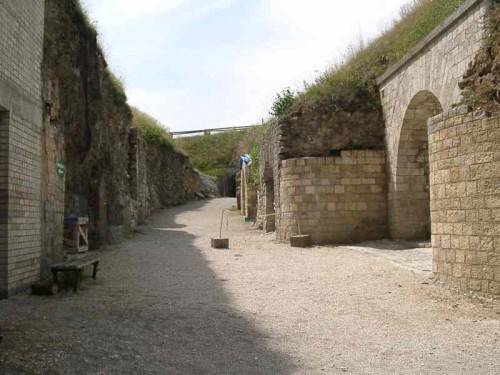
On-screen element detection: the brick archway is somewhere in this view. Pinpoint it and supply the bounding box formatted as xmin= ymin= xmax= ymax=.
xmin=389 ymin=90 xmax=443 ymax=240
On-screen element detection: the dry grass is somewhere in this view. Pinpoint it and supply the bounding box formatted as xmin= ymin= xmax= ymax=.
xmin=131 ymin=107 xmax=175 ymax=149
xmin=295 ymin=0 xmax=467 ymax=112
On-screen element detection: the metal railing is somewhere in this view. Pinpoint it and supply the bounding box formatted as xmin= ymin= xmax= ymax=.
xmin=171 ymin=125 xmax=256 ymax=138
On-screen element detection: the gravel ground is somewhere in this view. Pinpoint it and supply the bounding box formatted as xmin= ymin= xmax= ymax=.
xmin=0 ymin=198 xmax=499 ymax=374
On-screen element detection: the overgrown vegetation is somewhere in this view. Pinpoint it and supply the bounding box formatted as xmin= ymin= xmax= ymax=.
xmin=459 ymin=2 xmax=500 ymax=112
xmin=288 ymin=0 xmax=467 ymax=113
xmin=248 ymin=125 xmax=267 ymax=186
xmin=74 ymin=1 xmax=178 ymax=149
xmin=269 ymin=88 xmax=296 ymax=117
xmin=175 ymin=127 xmax=263 ymax=178
xmin=131 ymin=107 xmax=175 ymax=149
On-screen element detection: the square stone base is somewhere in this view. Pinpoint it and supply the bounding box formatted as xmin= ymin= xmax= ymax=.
xmin=211 ymin=238 xmax=229 ymax=249
xmin=290 ymin=235 xmax=311 ymax=248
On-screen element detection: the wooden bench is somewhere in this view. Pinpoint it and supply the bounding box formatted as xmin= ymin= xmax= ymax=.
xmin=51 ymin=255 xmax=99 ymax=292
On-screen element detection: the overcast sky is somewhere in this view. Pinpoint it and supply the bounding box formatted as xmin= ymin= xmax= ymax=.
xmin=81 ymin=0 xmax=410 ymax=132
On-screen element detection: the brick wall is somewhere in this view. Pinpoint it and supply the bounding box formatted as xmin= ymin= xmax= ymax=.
xmin=429 ymin=110 xmax=500 ymax=296
xmin=0 ymin=1 xmax=44 ymax=102
xmin=0 ymin=1 xmax=44 ymax=298
xmin=278 ymin=151 xmax=387 ymax=244
xmin=0 ymin=110 xmax=9 ymax=293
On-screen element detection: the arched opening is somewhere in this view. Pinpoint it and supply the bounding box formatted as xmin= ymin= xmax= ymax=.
xmin=263 ymin=164 xmax=276 ymax=232
xmin=389 ymin=90 xmax=443 ymax=240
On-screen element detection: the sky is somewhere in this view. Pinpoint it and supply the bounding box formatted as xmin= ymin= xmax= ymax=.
xmin=81 ymin=0 xmax=410 ymax=132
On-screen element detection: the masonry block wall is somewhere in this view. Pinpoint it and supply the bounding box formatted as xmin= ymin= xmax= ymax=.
xmin=40 ymin=118 xmax=65 ymax=280
xmin=429 ymin=110 xmax=500 ymax=296
xmin=257 ymin=108 xmax=385 ymax=235
xmin=240 ymin=165 xmax=257 ymax=218
xmin=0 ymin=1 xmax=45 ymax=297
xmin=279 ymin=151 xmax=387 ymax=244
xmin=380 ymin=0 xmax=489 ymax=237
xmin=257 ymin=118 xmax=282 ymax=231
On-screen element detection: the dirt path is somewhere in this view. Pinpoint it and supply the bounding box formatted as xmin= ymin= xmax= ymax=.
xmin=1 ymin=198 xmax=499 ymax=374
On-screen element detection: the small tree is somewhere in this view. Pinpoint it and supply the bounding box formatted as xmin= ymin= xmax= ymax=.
xmin=269 ymin=88 xmax=296 ymax=117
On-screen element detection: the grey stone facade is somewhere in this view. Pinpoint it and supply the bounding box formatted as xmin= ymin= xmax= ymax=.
xmin=0 ymin=1 xmax=45 ymax=298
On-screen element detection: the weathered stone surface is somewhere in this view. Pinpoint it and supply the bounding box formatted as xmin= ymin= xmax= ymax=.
xmin=257 ymin=107 xmax=385 ymax=238
xmin=1 ymin=0 xmax=217 ymax=298
xmin=381 ymin=0 xmax=489 ymax=233
xmin=279 ymin=151 xmax=387 ymax=244
xmin=430 ymin=111 xmax=500 ymax=296
xmin=239 ymin=164 xmax=257 ymax=219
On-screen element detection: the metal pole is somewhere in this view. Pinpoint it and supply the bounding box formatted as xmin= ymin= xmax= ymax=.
xmin=297 ymin=212 xmax=301 ymax=235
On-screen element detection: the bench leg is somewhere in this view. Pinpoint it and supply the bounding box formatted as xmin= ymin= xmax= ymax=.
xmin=74 ymin=270 xmax=81 ymax=292
xmin=52 ymin=270 xmax=59 ymax=285
xmin=92 ymin=261 xmax=99 ymax=279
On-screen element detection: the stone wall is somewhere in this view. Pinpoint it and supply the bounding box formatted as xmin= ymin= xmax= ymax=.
xmin=279 ymin=151 xmax=387 ymax=244
xmin=131 ymin=131 xmax=217 ymax=228
xmin=0 ymin=1 xmax=45 ymax=298
xmin=380 ymin=0 xmax=489 ymax=238
xmin=42 ymin=0 xmax=217 ymax=250
xmin=2 ymin=0 xmax=219 ymax=296
xmin=279 ymin=109 xmax=385 ymax=160
xmin=257 ymin=108 xmax=384 ymax=237
xmin=429 ymin=110 xmax=500 ymax=296
xmin=257 ymin=118 xmax=281 ymax=232
xmin=239 ymin=165 xmax=257 ymax=219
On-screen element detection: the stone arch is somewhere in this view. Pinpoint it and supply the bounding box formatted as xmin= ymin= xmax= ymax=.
xmin=389 ymin=90 xmax=443 ymax=240
xmin=262 ymin=163 xmax=276 ymax=232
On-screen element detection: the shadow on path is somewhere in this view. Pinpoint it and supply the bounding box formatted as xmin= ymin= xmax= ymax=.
xmin=0 ymin=200 xmax=296 ymax=374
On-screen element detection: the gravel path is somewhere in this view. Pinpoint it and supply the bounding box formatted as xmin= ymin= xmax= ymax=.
xmin=1 ymin=198 xmax=499 ymax=374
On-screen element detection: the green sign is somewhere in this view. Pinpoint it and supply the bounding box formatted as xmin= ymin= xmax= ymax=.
xmin=56 ymin=161 xmax=65 ymax=177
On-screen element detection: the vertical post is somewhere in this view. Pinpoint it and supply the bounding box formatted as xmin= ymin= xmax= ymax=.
xmin=297 ymin=212 xmax=301 ymax=236
xmin=219 ymin=209 xmax=225 ymax=239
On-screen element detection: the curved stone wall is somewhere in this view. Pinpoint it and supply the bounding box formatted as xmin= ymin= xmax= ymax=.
xmin=429 ymin=110 xmax=500 ymax=296
xmin=279 ymin=151 xmax=386 ymax=244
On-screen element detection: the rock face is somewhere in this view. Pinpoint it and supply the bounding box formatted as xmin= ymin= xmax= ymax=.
xmin=459 ymin=4 xmax=500 ymax=112
xmin=130 ymin=130 xmax=217 ymax=229
xmin=40 ymin=0 xmax=216 ymax=275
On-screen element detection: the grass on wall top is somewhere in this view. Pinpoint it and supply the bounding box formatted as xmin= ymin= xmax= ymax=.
xmin=131 ymin=107 xmax=175 ymax=149
xmin=175 ymin=127 xmax=263 ymax=178
xmin=293 ymin=0 xmax=467 ymax=113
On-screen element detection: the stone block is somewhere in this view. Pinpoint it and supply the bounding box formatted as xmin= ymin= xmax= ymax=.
xmin=290 ymin=235 xmax=311 ymax=248
xmin=211 ymin=238 xmax=229 ymax=249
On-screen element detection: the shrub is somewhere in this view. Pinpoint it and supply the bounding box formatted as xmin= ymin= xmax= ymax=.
xmin=269 ymin=88 xmax=296 ymax=117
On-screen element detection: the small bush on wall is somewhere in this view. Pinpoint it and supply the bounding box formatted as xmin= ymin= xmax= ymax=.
xmin=269 ymin=88 xmax=296 ymax=117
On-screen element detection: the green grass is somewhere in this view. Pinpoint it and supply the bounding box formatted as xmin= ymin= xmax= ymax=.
xmin=293 ymin=0 xmax=467 ymax=113
xmin=131 ymin=107 xmax=175 ymax=149
xmin=175 ymin=127 xmax=263 ymax=178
